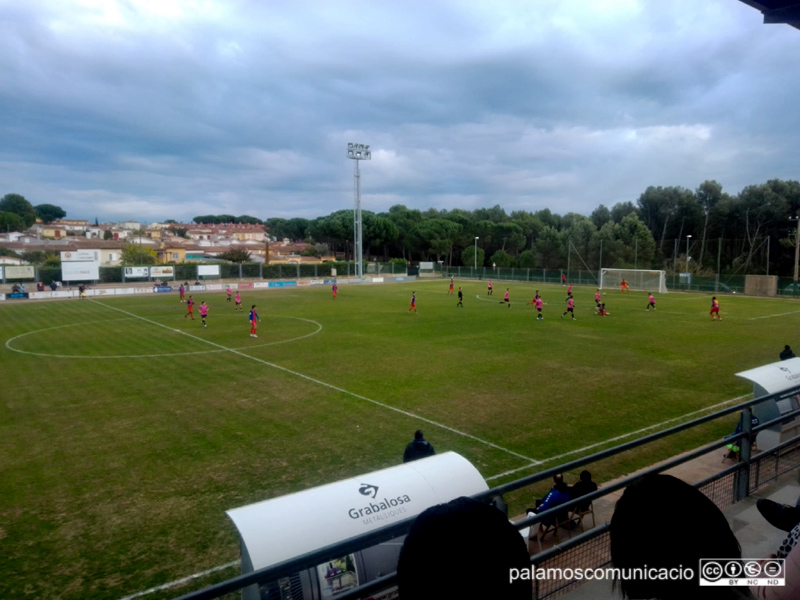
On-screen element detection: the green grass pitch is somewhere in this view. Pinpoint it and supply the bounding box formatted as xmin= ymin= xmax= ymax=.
xmin=0 ymin=281 xmax=796 ymax=599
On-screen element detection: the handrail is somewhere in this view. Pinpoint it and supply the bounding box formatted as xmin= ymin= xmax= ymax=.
xmin=172 ymin=385 xmax=800 ymax=600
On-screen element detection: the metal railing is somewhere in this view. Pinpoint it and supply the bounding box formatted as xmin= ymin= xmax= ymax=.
xmin=173 ymin=387 xmax=800 ymax=600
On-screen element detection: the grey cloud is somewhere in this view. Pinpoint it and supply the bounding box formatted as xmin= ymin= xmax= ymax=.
xmin=1 ymin=0 xmax=800 ymax=223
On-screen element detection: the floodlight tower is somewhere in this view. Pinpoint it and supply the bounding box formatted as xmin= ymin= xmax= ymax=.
xmin=347 ymin=142 xmax=371 ymax=279
xmin=791 ymin=216 xmax=800 ymax=281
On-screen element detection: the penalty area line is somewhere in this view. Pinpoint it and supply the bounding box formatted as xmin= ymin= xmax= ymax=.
xmin=748 ymin=310 xmax=800 ymax=321
xmin=485 ymin=393 xmax=749 ymax=482
xmin=90 ymin=300 xmax=539 ymax=465
xmin=116 ymin=561 xmax=240 ymax=600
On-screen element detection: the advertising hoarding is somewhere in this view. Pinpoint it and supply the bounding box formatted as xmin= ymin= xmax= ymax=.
xmin=61 ymin=250 xmax=99 ymax=262
xmin=197 ymin=265 xmax=220 ymax=276
xmin=5 ymin=266 xmax=35 ymax=279
xmin=150 ymin=266 xmax=174 ymax=277
xmin=124 ymin=267 xmax=150 ymax=277
xmin=62 ymin=262 xmax=100 ymax=281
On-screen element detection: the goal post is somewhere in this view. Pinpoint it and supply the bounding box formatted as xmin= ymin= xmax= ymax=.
xmin=599 ymin=268 xmax=668 ymax=294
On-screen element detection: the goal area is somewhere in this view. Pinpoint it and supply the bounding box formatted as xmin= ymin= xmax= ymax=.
xmin=599 ymin=269 xmax=668 ymax=294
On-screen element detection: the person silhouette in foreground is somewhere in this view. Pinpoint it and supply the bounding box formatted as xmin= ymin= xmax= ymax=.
xmin=610 ymin=474 xmax=749 ymax=599
xmin=398 ymin=496 xmax=531 ymax=600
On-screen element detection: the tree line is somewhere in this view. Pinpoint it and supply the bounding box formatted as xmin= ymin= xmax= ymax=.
xmin=264 ymin=179 xmax=800 ymax=276
xmin=5 ymin=178 xmax=800 ymax=275
xmin=0 ymin=193 xmax=66 ymax=230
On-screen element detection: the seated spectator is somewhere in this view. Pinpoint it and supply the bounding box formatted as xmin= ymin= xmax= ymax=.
xmin=610 ymin=473 xmax=747 ymax=599
xmin=528 ymin=473 xmax=570 ymax=540
xmin=397 ymin=496 xmax=531 ymax=600
xmin=569 ymin=470 xmax=598 ymax=513
xmin=780 ymin=345 xmax=796 ymax=361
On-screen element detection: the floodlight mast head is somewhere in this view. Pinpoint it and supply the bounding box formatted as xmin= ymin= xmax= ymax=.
xmin=347 ymin=143 xmax=370 ymax=279
xmin=347 ymin=143 xmax=371 ymax=161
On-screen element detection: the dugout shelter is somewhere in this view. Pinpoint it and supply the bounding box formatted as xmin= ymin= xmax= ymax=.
xmin=736 ymin=358 xmax=800 ymax=450
xmin=227 ymin=452 xmax=489 ymax=600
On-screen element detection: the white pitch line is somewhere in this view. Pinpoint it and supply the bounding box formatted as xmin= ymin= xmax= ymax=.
xmin=119 ymin=392 xmax=752 ymax=599
xmin=474 ymin=294 xmax=507 ymax=303
xmin=117 ymin=560 xmax=240 ymax=600
xmin=484 ymin=393 xmax=749 ymax=481
xmin=748 ymin=310 xmax=800 ymax=321
xmin=115 ymin=373 xmax=748 ymax=600
xmin=485 ymin=462 xmax=540 ymax=481
xmin=5 ymin=316 xmax=322 ymax=360
xmin=91 ymin=300 xmax=539 ymax=464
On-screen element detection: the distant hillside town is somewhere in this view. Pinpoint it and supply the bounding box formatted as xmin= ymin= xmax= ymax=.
xmin=0 ymin=217 xmax=336 ymax=268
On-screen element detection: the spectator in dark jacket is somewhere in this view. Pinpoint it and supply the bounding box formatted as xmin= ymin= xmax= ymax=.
xmin=403 ymin=430 xmax=435 ymax=463
xmin=780 ymin=345 xmax=796 ymax=361
xmin=569 ymin=470 xmax=598 ymax=512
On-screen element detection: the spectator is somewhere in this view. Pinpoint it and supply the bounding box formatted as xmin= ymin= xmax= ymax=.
xmin=49 ymin=281 xmax=57 ymax=291
xmin=780 ymin=345 xmax=796 ymax=361
xmin=570 ymin=470 xmax=598 ymax=513
xmin=751 ymin=522 xmax=800 ymax=600
xmin=529 ymin=473 xmax=570 ymax=540
xmin=750 ymin=496 xmax=800 ymax=599
xmin=397 ymin=496 xmax=531 ymax=600
xmin=403 ymin=430 xmax=435 ymax=463
xmin=610 ymin=474 xmax=747 ymax=599
xmin=725 ymin=412 xmax=760 ymax=458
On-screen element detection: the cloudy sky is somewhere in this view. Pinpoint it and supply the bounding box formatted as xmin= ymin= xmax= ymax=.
xmin=1 ymin=0 xmax=799 ymax=224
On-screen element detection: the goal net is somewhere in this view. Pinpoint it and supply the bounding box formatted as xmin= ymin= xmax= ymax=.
xmin=600 ymin=269 xmax=668 ymax=294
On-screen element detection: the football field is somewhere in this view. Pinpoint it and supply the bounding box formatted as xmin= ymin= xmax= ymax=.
xmin=1 ymin=280 xmax=796 ymax=599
